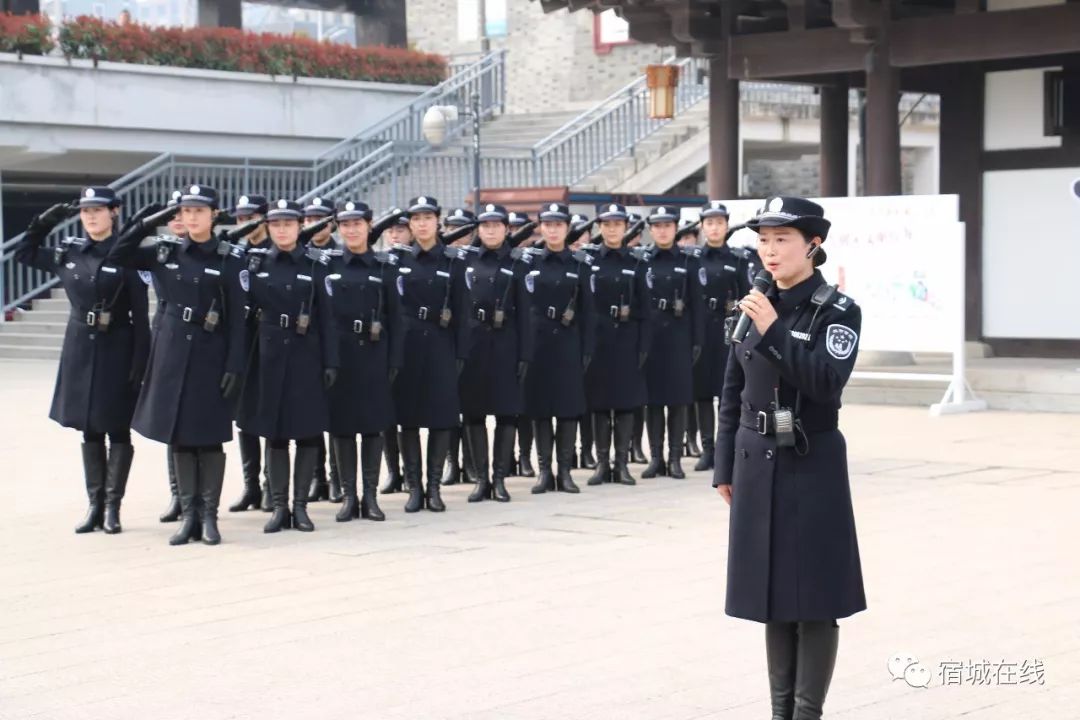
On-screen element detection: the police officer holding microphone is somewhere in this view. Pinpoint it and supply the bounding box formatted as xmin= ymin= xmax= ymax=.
xmin=713 ymin=196 xmax=866 ymax=720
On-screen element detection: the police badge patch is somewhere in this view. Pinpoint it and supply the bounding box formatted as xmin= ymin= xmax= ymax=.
xmin=698 ymin=267 xmax=707 ymax=286
xmin=646 ymin=267 xmax=654 ymax=289
xmin=396 ymin=275 xmax=405 ymax=296
xmin=525 ymin=270 xmax=539 ymax=294
xmin=324 ymin=274 xmax=336 ymax=296
xmin=138 ymin=270 xmax=153 ymax=286
xmin=590 ymin=273 xmax=596 ymax=293
xmin=465 ymin=266 xmax=474 ymax=290
xmin=825 ymin=324 xmax=858 ymax=360
xmin=238 ymin=269 xmax=249 ymax=292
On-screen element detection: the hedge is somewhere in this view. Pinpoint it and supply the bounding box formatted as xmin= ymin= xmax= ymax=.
xmin=0 ymin=13 xmax=54 ymax=55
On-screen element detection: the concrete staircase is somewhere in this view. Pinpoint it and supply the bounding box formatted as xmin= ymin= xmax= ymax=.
xmin=448 ymin=110 xmax=581 ymax=155
xmin=0 ymin=289 xmax=70 ymax=360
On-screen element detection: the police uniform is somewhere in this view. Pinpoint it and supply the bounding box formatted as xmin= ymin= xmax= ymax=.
xmin=522 ymin=202 xmax=596 ymax=494
xmin=505 ymin=211 xmax=538 ymax=478
xmin=242 ymin=198 xmax=339 ymax=533
xmin=14 ymin=186 xmax=149 ymax=535
xmin=110 ymin=185 xmax=247 ymax=546
xmin=391 ymin=196 xmax=470 ymax=513
xmin=691 ymin=201 xmax=748 ymax=473
xmin=324 ymin=200 xmax=403 ymax=522
xmin=458 ymin=204 xmax=533 ymax=502
xmin=712 ymin=197 xmax=865 ymax=720
xmin=641 ymin=206 xmax=704 ymax=480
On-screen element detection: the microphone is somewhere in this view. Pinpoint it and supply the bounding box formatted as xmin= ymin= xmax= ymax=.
xmin=731 ymin=269 xmax=774 ymax=344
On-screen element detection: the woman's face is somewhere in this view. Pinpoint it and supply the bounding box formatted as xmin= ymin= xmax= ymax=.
xmin=166 ymin=213 xmax=188 ymax=238
xmin=386 ymin=224 xmax=411 ymax=245
xmin=303 ymin=215 xmax=333 ymax=246
xmin=599 ymin=219 xmax=626 ymax=248
xmin=338 ymin=218 xmax=370 ymax=252
xmin=757 ymin=226 xmax=817 ymax=287
xmin=409 ymin=211 xmax=438 ymax=243
xmin=650 ymin=221 xmax=677 ymax=248
xmin=268 ymin=218 xmax=300 ymax=250
xmin=80 ymin=206 xmax=115 ymax=240
xmin=181 ymin=206 xmax=214 ymax=240
xmin=478 ymin=221 xmax=506 ymax=249
xmin=703 ymin=216 xmax=728 ymax=246
xmin=540 ymin=220 xmax=569 ymax=248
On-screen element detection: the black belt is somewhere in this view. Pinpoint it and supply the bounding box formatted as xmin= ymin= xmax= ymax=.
xmin=258 ymin=312 xmax=303 ymax=329
xmin=338 ymin=317 xmax=382 ymax=334
xmin=407 ymin=305 xmax=441 ymax=323
xmin=652 ymin=297 xmax=681 ymax=312
xmin=165 ymin=304 xmax=208 ymax=325
xmin=739 ymin=408 xmax=837 ymax=436
xmin=707 ymin=297 xmax=735 ymax=314
xmin=69 ymin=308 xmax=130 ymax=328
xmin=471 ymin=306 xmax=513 ymax=324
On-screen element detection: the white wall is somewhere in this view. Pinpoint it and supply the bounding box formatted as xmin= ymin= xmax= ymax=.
xmin=982 ymin=167 xmax=1080 ymax=339
xmin=984 ymin=68 xmax=1062 ymax=151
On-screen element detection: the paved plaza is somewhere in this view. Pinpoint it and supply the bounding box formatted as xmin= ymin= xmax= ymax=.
xmin=1 ymin=359 xmax=1077 ymax=719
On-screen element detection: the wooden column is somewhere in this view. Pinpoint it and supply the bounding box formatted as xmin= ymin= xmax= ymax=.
xmin=708 ymin=53 xmax=740 ymax=199
xmin=864 ymin=40 xmax=901 ymax=195
xmin=819 ymin=79 xmax=850 ymax=197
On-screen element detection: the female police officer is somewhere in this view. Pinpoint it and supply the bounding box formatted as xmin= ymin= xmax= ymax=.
xmin=392 ymin=196 xmax=470 ymax=512
xmin=242 ymin=199 xmax=339 ymax=533
xmin=507 ymin=211 xmax=538 ymax=478
xmin=522 ymin=202 xmax=595 ymax=494
xmin=110 ymin=185 xmax=247 ymax=545
xmin=458 ymin=204 xmax=531 ymax=502
xmin=583 ymin=203 xmax=651 ymax=487
xmin=641 ymin=206 xmax=703 ymax=480
xmin=14 ymin=186 xmax=149 ymax=534
xmin=713 ymin=196 xmax=865 ymax=720
xmin=324 ymin=200 xmax=403 ymax=522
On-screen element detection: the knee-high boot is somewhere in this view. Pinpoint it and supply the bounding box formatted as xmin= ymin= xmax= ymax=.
xmin=490 ymin=421 xmax=514 ymax=502
xmin=169 ymin=449 xmax=201 ymax=545
xmin=307 ymin=435 xmax=330 ymax=502
xmin=359 ymin=434 xmax=386 ymax=520
xmin=102 ymin=442 xmax=134 ymax=534
xmin=198 ymin=448 xmax=226 ymax=545
xmin=694 ymin=400 xmax=716 ymax=472
xmin=587 ymin=412 xmax=612 ymax=486
xmin=230 ymin=431 xmax=263 ymax=512
xmin=401 ymin=429 xmax=425 ymax=513
xmin=531 ymin=419 xmax=555 ymax=494
xmin=667 ymin=405 xmax=687 ymax=479
xmin=612 ymin=411 xmax=637 ymax=485
xmin=766 ymin=622 xmax=798 ymax=720
xmin=441 ymin=425 xmax=462 ymax=485
xmin=381 ymin=427 xmax=404 ymax=494
xmin=793 ymin=621 xmax=839 ymax=720
xmin=630 ymin=406 xmax=648 ymax=464
xmin=160 ymin=447 xmax=182 ymax=522
xmin=260 ymin=441 xmax=273 ymax=512
xmin=292 ymin=444 xmax=319 ymax=531
xmin=641 ymin=406 xmax=667 ymax=479
xmin=263 ymin=446 xmax=292 ymax=533
xmin=426 ymin=429 xmax=449 ymax=511
xmin=467 ymin=421 xmax=492 ymax=502
xmin=516 ymin=417 xmax=535 ymax=477
xmin=334 ymin=435 xmax=360 ymax=522
xmin=686 ymin=400 xmax=702 ymax=457
xmin=327 ymin=437 xmax=343 ymax=503
xmin=75 ymin=440 xmax=107 ymax=534
xmin=579 ymin=414 xmax=597 ymax=470
xmin=555 ymin=418 xmax=580 ymax=493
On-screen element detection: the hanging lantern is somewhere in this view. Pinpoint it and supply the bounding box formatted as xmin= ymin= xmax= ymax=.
xmin=645 ymin=64 xmax=680 ymax=119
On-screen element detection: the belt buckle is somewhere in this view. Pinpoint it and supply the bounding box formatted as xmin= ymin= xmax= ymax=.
xmin=279 ymin=313 xmax=290 ymax=329
xmin=182 ymin=306 xmax=193 ymax=323
xmin=756 ymin=411 xmax=770 ymax=436
xmin=709 ymin=298 xmax=718 ymax=311
xmin=546 ymin=306 xmax=556 ymax=320
xmin=352 ymin=319 xmax=363 ymax=334
xmin=477 ymin=308 xmax=486 ymax=322
xmin=85 ymin=311 xmax=96 ymax=327
xmin=609 ymin=305 xmax=619 ymax=319
xmin=418 ymin=306 xmax=429 ymax=321
xmin=658 ymin=298 xmax=668 ymax=311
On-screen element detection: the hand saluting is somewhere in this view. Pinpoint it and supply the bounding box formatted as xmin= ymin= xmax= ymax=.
xmin=738 ymin=289 xmax=778 ymax=336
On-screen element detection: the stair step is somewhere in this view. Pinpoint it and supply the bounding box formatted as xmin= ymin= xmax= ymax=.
xmin=16 ymin=311 xmax=72 ymax=324
xmin=0 ymin=344 xmax=61 ymax=360
xmin=32 ymin=298 xmax=72 ymax=311
xmin=0 ymin=321 xmax=68 ymax=335
xmin=0 ymin=333 xmax=64 ymax=348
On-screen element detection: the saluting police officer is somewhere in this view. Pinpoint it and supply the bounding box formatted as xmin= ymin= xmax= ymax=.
xmin=582 ymin=203 xmax=651 ymax=486
xmin=713 ymin=197 xmax=865 ymax=720
xmin=641 ymin=206 xmax=704 ymax=480
xmin=391 ymin=196 xmax=470 ymax=512
xmin=521 ymin=202 xmax=596 ymax=494
xmin=506 ymin=211 xmax=538 ymax=477
xmin=324 ymin=200 xmax=403 ymax=522
xmin=227 ymin=193 xmax=274 ymax=514
xmin=690 ymin=201 xmax=747 ymax=472
xmin=13 ymin=186 xmax=150 ymax=535
xmin=242 ymin=199 xmax=339 ymax=533
xmin=380 ymin=210 xmax=412 ymax=494
xmin=458 ymin=203 xmax=532 ymax=502
xmin=110 ymin=185 xmax=247 ymax=545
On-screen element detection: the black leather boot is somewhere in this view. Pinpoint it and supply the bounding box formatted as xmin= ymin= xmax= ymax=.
xmin=381 ymin=428 xmax=404 ymax=494
xmin=359 ymin=434 xmax=386 ymax=521
xmin=587 ymin=412 xmax=612 ymax=486
xmin=75 ymin=441 xmax=107 ymax=534
xmin=467 ymin=422 xmax=492 ymax=502
xmin=292 ymin=444 xmax=319 ymax=531
xmin=160 ymin=448 xmax=182 ymax=522
xmin=630 ymin=406 xmax=648 ymax=464
xmin=230 ymin=431 xmax=263 ymax=512
xmin=199 ymin=448 xmax=226 ymax=545
xmin=307 ymin=436 xmax=330 ymax=502
xmin=426 ymin=429 xmax=449 ymax=511
xmin=686 ymin=402 xmax=702 ymax=458
xmin=327 ymin=437 xmax=344 ymax=502
xmin=531 ymin=419 xmax=555 ymax=494
xmin=490 ymin=422 xmax=514 ymax=502
xmin=612 ymin=411 xmax=637 ymax=485
xmin=694 ymin=400 xmax=716 ymax=472
xmin=334 ymin=435 xmax=360 ymax=522
xmin=401 ymin=429 xmax=425 ymax=513
xmin=555 ymin=418 xmax=580 ymax=493
xmin=517 ymin=418 xmax=535 ymax=477
xmin=102 ymin=442 xmax=134 ymax=534
xmin=667 ymin=405 xmax=687 ymax=479
xmin=260 ymin=442 xmax=273 ymax=512
xmin=766 ymin=622 xmax=798 ymax=720
xmin=461 ymin=423 xmax=476 ymax=484
xmin=441 ymin=426 xmax=462 ymax=486
xmin=169 ymin=449 xmax=201 ymax=545
xmin=579 ymin=415 xmax=597 ymax=470
xmin=641 ymin=406 xmax=666 ymax=479
xmin=263 ymin=446 xmax=292 ymax=533
xmin=793 ymin=621 xmax=839 ymax=720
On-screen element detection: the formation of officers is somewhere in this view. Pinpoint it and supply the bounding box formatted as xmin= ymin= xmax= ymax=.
xmin=14 ymin=185 xmax=758 ymax=546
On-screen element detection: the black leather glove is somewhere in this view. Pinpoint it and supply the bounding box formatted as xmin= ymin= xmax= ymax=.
xmin=638 ymin=351 xmax=648 ymax=369
xmin=29 ymin=202 xmax=76 ymax=234
xmin=517 ymin=361 xmax=529 ymax=384
xmin=692 ymin=345 xmax=702 ymax=366
xmin=123 ymin=203 xmax=164 ymax=234
xmin=456 ymin=359 xmax=465 ymax=376
xmin=219 ymin=372 xmax=239 ymax=400
xmin=323 ymin=368 xmax=338 ymax=390
xmin=388 ymin=367 xmax=399 ymax=384
xmin=582 ymin=354 xmax=592 ymax=373
xmin=138 ymin=205 xmax=180 ymax=236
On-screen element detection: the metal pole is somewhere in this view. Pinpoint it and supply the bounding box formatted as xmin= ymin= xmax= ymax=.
xmin=0 ymin=170 xmax=5 ymax=322
xmin=472 ymin=90 xmax=482 ymax=213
